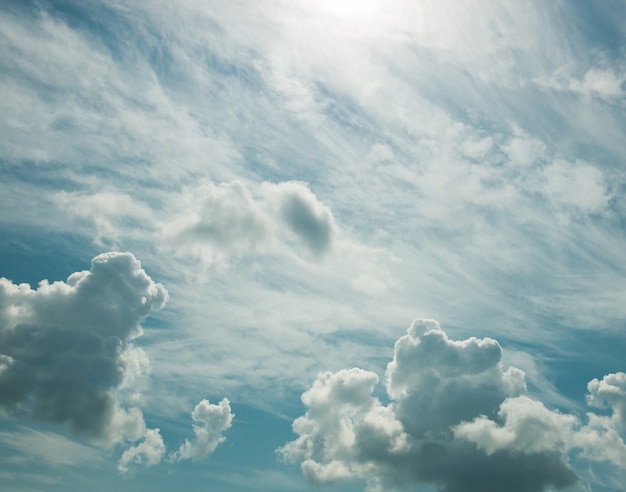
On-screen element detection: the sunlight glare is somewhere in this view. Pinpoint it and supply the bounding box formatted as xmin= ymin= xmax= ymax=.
xmin=314 ymin=0 xmax=381 ymax=22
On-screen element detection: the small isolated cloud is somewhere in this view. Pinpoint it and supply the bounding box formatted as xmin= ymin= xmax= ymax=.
xmin=0 ymin=252 xmax=167 ymax=449
xmin=170 ymin=398 xmax=234 ymax=462
xmin=265 ymin=181 xmax=336 ymax=256
xmin=117 ymin=428 xmax=166 ymax=473
xmin=279 ymin=319 xmax=626 ymax=492
xmin=165 ymin=180 xmax=336 ymax=263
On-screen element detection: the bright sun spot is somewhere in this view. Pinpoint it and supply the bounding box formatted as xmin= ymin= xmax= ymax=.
xmin=314 ymin=0 xmax=381 ymax=22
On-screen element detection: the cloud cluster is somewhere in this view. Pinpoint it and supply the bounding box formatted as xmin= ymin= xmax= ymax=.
xmin=0 ymin=252 xmax=167 ymax=445
xmin=114 ymin=397 xmax=234 ymax=475
xmin=453 ymin=371 xmax=626 ymax=472
xmin=0 ymin=252 xmax=235 ymax=473
xmin=118 ymin=396 xmax=234 ymax=473
xmin=279 ymin=319 xmax=626 ymax=492
xmin=165 ymin=180 xmax=336 ymax=262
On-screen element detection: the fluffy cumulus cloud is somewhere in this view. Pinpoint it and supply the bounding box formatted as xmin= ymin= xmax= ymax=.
xmin=117 ymin=428 xmax=167 ymax=473
xmin=279 ymin=319 xmax=626 ymax=492
xmin=165 ymin=180 xmax=336 ymax=262
xmin=453 ymin=396 xmax=579 ymax=455
xmin=170 ymin=398 xmax=234 ymax=462
xmin=577 ymin=372 xmax=626 ymax=468
xmin=454 ymin=377 xmax=626 ymax=471
xmin=0 ymin=252 xmax=167 ymax=453
xmin=587 ymin=372 xmax=626 ymax=429
xmin=279 ymin=368 xmax=409 ymax=486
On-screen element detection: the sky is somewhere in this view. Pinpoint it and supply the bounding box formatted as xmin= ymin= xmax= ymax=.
xmin=1 ymin=0 xmax=626 ymax=491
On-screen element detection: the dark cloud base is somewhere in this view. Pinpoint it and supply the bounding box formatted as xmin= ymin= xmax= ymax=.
xmin=0 ymin=323 xmax=122 ymax=438
xmin=397 ymin=444 xmax=577 ymax=492
xmin=0 ymin=252 xmax=167 ymax=443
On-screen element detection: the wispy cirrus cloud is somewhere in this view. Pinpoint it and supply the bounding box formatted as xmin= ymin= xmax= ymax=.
xmin=1 ymin=0 xmax=626 ymax=489
xmin=0 ymin=428 xmax=105 ymax=468
xmin=535 ymin=67 xmax=625 ymax=102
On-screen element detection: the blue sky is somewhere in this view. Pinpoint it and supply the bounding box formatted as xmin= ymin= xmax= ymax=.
xmin=1 ymin=1 xmax=626 ymax=491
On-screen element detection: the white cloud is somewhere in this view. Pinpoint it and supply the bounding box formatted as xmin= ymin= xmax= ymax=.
xmin=264 ymin=181 xmax=336 ymax=256
xmin=164 ymin=181 xmax=272 ymax=262
xmin=461 ymin=135 xmax=493 ymax=160
xmin=574 ymin=413 xmax=626 ymax=469
xmin=540 ymin=159 xmax=609 ymax=214
xmin=572 ymin=68 xmax=625 ymax=99
xmin=454 ymin=396 xmax=579 ymax=455
xmin=535 ymin=67 xmax=625 ymax=101
xmin=455 ymin=375 xmax=626 ymax=470
xmin=496 ymin=129 xmax=612 ymax=217
xmin=0 ymin=4 xmax=242 ymax=195
xmin=587 ymin=372 xmax=626 ymax=429
xmin=575 ymin=372 xmax=626 ymax=469
xmin=165 ymin=180 xmax=336 ymax=263
xmin=501 ymin=128 xmax=548 ymax=168
xmin=386 ymin=319 xmax=526 ymax=439
xmin=1 ymin=1 xmax=625 ymax=487
xmin=278 ymin=368 xmax=408 ymax=488
xmin=280 ymin=319 xmax=626 ymax=492
xmin=0 ymin=252 xmax=167 ymax=446
xmin=117 ymin=428 xmax=166 ymax=473
xmin=170 ymin=398 xmax=234 ymax=462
